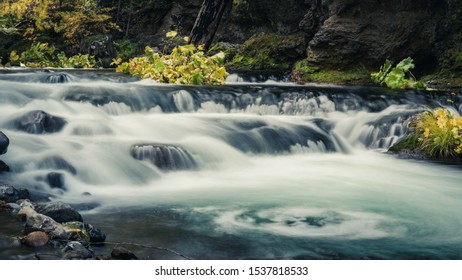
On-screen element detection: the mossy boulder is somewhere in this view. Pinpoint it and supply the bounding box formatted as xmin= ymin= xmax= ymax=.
xmin=228 ymin=33 xmax=307 ymax=72
xmin=291 ymin=59 xmax=370 ymax=85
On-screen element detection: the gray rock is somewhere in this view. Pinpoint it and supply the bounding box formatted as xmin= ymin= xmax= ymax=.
xmin=35 ymin=201 xmax=82 ymax=223
xmin=9 ymin=110 xmax=67 ymax=134
xmin=62 ymin=241 xmax=93 ymax=259
xmin=0 ymin=131 xmax=9 ymax=155
xmin=0 ymin=185 xmax=30 ymax=203
xmin=111 ymin=247 xmax=138 ymax=260
xmin=131 ymin=144 xmax=197 ymax=171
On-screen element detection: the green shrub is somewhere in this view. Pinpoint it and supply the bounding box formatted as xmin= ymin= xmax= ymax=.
xmin=115 ymin=44 xmax=228 ymax=85
xmin=371 ymin=57 xmax=426 ymax=90
xmin=413 ymin=108 xmax=462 ymax=159
xmin=10 ymin=42 xmax=99 ymax=68
xmin=114 ymin=39 xmax=139 ymax=61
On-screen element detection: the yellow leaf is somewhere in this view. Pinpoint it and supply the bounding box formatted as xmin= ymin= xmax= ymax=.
xmin=166 ymin=31 xmax=178 ymax=38
xmin=424 ymin=128 xmax=430 ymax=138
xmin=183 ymin=36 xmax=190 ymax=42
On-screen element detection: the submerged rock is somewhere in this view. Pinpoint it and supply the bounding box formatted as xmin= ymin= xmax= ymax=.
xmin=111 ymin=247 xmax=138 ymax=260
xmin=130 ymin=144 xmax=197 ymax=171
xmin=0 ymin=185 xmax=30 ymax=203
xmin=0 ymin=131 xmax=9 ymax=155
xmin=62 ymin=241 xmax=93 ymax=260
xmin=0 ymin=160 xmax=10 ymax=172
xmin=24 ymin=231 xmax=50 ymax=247
xmin=38 ymin=156 xmax=77 ymax=175
xmin=9 ymin=110 xmax=67 ymax=134
xmin=35 ymin=201 xmax=83 ymax=223
xmin=46 ymin=172 xmax=66 ymax=190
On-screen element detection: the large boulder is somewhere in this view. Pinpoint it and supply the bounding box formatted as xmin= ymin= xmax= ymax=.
xmin=9 ymin=110 xmax=67 ymax=134
xmin=35 ymin=201 xmax=83 ymax=223
xmin=0 ymin=185 xmax=30 ymax=203
xmin=0 ymin=131 xmax=9 ymax=155
xmin=130 ymin=144 xmax=197 ymax=171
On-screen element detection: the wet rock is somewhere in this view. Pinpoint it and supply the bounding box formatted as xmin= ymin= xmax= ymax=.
xmin=130 ymin=144 xmax=197 ymax=171
xmin=64 ymin=221 xmax=106 ymax=243
xmin=62 ymin=241 xmax=93 ymax=260
xmin=111 ymin=247 xmax=138 ymax=260
xmin=0 ymin=131 xmax=9 ymax=155
xmin=46 ymin=172 xmax=66 ymax=190
xmin=0 ymin=185 xmax=30 ymax=203
xmin=9 ymin=110 xmax=67 ymax=134
xmin=45 ymin=73 xmax=70 ymax=84
xmin=24 ymin=231 xmax=50 ymax=247
xmin=35 ymin=201 xmax=82 ymax=223
xmin=19 ymin=200 xmax=67 ymax=240
xmin=0 ymin=160 xmax=10 ymax=172
xmin=6 ymin=202 xmax=20 ymax=214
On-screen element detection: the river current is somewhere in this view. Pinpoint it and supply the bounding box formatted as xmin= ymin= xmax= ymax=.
xmin=0 ymin=69 xmax=461 ymax=259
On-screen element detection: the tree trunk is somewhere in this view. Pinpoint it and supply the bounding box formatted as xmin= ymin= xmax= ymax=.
xmin=189 ymin=0 xmax=232 ymax=50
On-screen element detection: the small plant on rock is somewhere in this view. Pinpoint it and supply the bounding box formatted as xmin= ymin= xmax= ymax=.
xmin=413 ymin=108 xmax=462 ymax=159
xmin=371 ymin=57 xmax=426 ymax=90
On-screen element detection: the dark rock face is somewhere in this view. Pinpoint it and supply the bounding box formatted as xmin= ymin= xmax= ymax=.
xmin=130 ymin=144 xmax=197 ymax=171
xmin=35 ymin=201 xmax=83 ymax=223
xmin=0 ymin=131 xmax=9 ymax=155
xmin=9 ymin=110 xmax=67 ymax=134
xmin=0 ymin=185 xmax=30 ymax=203
xmin=306 ymin=0 xmax=445 ymax=70
xmin=216 ymin=0 xmax=311 ymax=43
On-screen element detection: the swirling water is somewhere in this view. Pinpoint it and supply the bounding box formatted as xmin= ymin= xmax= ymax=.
xmin=0 ymin=69 xmax=462 ymax=259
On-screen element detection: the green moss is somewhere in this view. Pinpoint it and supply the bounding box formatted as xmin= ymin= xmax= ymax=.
xmin=292 ymin=59 xmax=370 ymax=84
xmin=228 ymin=33 xmax=306 ymax=72
xmin=388 ymin=135 xmax=419 ymax=153
xmin=208 ymin=43 xmax=237 ymax=62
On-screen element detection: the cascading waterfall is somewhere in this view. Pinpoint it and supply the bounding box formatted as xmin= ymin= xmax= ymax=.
xmin=1 ymin=69 xmax=462 ymax=259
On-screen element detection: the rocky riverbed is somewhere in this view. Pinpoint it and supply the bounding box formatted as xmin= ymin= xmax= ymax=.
xmin=0 ymin=130 xmax=139 ymax=260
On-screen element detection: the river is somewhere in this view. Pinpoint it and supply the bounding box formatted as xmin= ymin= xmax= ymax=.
xmin=0 ymin=69 xmax=461 ymax=259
